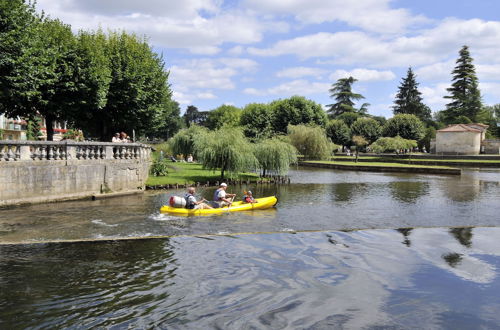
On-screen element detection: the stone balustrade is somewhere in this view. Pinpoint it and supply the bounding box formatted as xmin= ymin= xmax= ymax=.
xmin=0 ymin=141 xmax=151 ymax=162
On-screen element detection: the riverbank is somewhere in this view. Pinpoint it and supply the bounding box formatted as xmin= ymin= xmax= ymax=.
xmin=300 ymin=160 xmax=461 ymax=175
xmin=146 ymin=162 xmax=268 ymax=189
xmin=332 ymin=155 xmax=500 ymax=167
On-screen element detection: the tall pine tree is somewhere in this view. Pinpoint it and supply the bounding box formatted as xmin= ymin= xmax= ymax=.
xmin=393 ymin=67 xmax=431 ymax=121
xmin=443 ymin=45 xmax=482 ymax=122
xmin=327 ymin=76 xmax=365 ymax=117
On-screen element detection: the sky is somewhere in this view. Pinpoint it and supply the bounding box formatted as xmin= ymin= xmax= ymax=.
xmin=35 ymin=0 xmax=500 ymax=118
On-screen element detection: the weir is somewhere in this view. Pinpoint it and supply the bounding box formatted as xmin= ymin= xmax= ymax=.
xmin=0 ymin=140 xmax=151 ymax=206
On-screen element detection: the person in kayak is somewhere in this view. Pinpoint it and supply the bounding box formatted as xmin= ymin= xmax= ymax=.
xmin=243 ymin=190 xmax=258 ymax=203
xmin=213 ymin=183 xmax=236 ymax=208
xmin=185 ymin=187 xmax=213 ymax=209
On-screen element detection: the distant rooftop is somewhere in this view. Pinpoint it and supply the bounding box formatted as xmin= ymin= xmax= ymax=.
xmin=438 ymin=123 xmax=489 ymax=133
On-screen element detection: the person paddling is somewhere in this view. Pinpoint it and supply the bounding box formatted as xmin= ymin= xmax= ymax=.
xmin=213 ymin=183 xmax=236 ymax=208
xmin=185 ymin=187 xmax=212 ymax=209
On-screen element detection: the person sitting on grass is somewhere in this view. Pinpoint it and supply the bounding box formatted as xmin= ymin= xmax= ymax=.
xmin=243 ymin=190 xmax=258 ymax=203
xmin=185 ymin=187 xmax=212 ymax=209
xmin=213 ymin=183 xmax=236 ymax=208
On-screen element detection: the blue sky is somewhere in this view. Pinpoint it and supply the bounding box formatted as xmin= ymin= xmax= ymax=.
xmin=36 ymin=0 xmax=500 ymax=117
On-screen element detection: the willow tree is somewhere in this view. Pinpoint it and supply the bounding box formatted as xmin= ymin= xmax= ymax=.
xmin=287 ymin=124 xmax=332 ymax=160
xmin=169 ymin=125 xmax=208 ymax=159
xmin=193 ymin=127 xmax=257 ymax=179
xmin=254 ymin=138 xmax=298 ymax=177
xmin=370 ymin=136 xmax=417 ymax=153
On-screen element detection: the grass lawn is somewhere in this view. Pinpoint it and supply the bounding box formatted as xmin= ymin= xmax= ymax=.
xmin=305 ymin=160 xmax=456 ymax=169
xmin=146 ymin=162 xmax=260 ymax=186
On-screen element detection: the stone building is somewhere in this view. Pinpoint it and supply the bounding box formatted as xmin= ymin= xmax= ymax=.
xmin=0 ymin=114 xmax=27 ymax=140
xmin=434 ymin=123 xmax=500 ymax=155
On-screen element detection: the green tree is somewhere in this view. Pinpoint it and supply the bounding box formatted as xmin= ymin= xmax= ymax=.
xmin=443 ymin=45 xmax=482 ymax=122
xmin=254 ymin=137 xmax=297 ymax=176
xmin=327 ymin=77 xmax=365 ymax=117
xmin=206 ymin=104 xmax=242 ymax=130
xmin=351 ymin=117 xmax=381 ymax=143
xmin=370 ymin=136 xmax=417 ymax=153
xmin=271 ymin=96 xmax=327 ymax=133
xmin=1 ymin=14 xmax=78 ymax=140
xmin=240 ymin=103 xmax=273 ymax=139
xmin=149 ymin=98 xmax=183 ymax=140
xmin=326 ymin=119 xmax=351 ymax=146
xmin=351 ymin=135 xmax=368 ymax=162
xmin=336 ymin=112 xmax=361 ymax=127
xmin=98 ymin=31 xmax=172 ymax=140
xmin=69 ymin=29 xmax=111 ymax=134
xmin=287 ymin=124 xmax=332 ymax=160
xmin=393 ymin=67 xmax=431 ymax=121
xmin=383 ymin=114 xmax=425 ymax=141
xmin=183 ymin=105 xmax=200 ymax=127
xmin=26 ymin=117 xmax=42 ymax=140
xmin=169 ymin=125 xmax=208 ymax=159
xmin=0 ymin=0 xmax=39 ymax=121
xmin=194 ymin=126 xmax=257 ymax=179
xmin=477 ymin=104 xmax=500 ymax=138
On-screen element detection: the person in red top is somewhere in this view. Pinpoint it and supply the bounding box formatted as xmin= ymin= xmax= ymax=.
xmin=243 ymin=190 xmax=258 ymax=203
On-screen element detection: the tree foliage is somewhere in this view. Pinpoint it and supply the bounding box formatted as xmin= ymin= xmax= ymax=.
xmin=183 ymin=105 xmax=201 ymax=127
xmin=382 ymin=114 xmax=425 ymax=141
xmin=0 ymin=0 xmax=39 ymax=119
xmin=443 ymin=45 xmax=482 ymax=122
xmin=149 ymin=98 xmax=183 ymax=140
xmin=240 ymin=103 xmax=273 ymax=139
xmin=327 ymin=77 xmax=365 ymax=117
xmin=370 ymin=136 xmax=417 ymax=153
xmin=351 ymin=117 xmax=381 ymax=143
xmin=393 ymin=67 xmax=431 ymax=121
xmin=206 ymin=104 xmax=242 ymax=130
xmin=287 ymin=124 xmax=332 ymax=160
xmin=254 ymin=137 xmax=297 ymax=176
xmin=271 ymin=96 xmax=327 ymax=133
xmin=351 ymin=135 xmax=368 ymax=162
xmin=193 ymin=126 xmax=257 ymax=179
xmin=326 ymin=119 xmax=351 ymax=146
xmin=169 ymin=125 xmax=208 ymax=159
xmin=336 ymin=112 xmax=361 ymax=127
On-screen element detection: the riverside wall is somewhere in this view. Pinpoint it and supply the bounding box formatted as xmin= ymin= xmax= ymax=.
xmin=0 ymin=141 xmax=151 ymax=206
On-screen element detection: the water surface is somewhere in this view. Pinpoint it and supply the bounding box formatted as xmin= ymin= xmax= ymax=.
xmin=1 ymin=167 xmax=500 ymax=328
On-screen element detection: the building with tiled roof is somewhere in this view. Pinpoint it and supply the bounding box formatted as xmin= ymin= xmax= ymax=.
xmin=435 ymin=123 xmax=489 ymax=155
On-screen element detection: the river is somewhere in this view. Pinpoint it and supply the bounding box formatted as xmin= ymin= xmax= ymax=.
xmin=1 ymin=167 xmax=500 ymax=328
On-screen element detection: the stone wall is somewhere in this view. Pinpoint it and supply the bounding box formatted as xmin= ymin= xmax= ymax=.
xmin=435 ymin=131 xmax=481 ymax=155
xmin=482 ymin=140 xmax=500 ymax=154
xmin=0 ymin=141 xmax=151 ymax=206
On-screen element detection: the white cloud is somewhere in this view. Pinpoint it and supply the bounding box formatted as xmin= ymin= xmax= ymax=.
xmin=244 ymin=79 xmax=330 ymax=96
xmin=276 ymin=66 xmax=327 ymax=79
xmin=244 ymin=0 xmax=428 ymax=34
xmin=415 ymin=61 xmax=454 ymax=81
xmin=477 ymin=64 xmax=500 ymax=81
xmin=36 ymin=0 xmax=284 ymax=54
xmin=227 ymin=45 xmax=244 ymax=55
xmin=480 ymin=82 xmax=500 ymax=100
xmin=329 ymin=68 xmax=395 ymax=82
xmin=249 ymin=19 xmax=500 ymax=69
xmin=420 ymin=83 xmax=449 ymax=110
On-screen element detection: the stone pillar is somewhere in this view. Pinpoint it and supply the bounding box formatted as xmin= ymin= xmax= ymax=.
xmin=105 ymin=146 xmax=115 ymax=159
xmin=66 ymin=145 xmax=77 ymax=160
xmin=19 ymin=145 xmax=31 ymax=161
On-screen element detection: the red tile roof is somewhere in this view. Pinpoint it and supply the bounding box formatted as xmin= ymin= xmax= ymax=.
xmin=438 ymin=123 xmax=488 ymax=133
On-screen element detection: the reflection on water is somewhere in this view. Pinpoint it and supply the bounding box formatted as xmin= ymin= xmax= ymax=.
xmin=0 ymin=167 xmax=499 ymax=243
xmin=2 ymin=227 xmax=500 ymax=328
xmin=1 ymin=167 xmax=500 ymax=327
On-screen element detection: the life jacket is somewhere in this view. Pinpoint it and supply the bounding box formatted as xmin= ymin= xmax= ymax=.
xmin=213 ymin=188 xmax=222 ymax=202
xmin=243 ymin=195 xmax=254 ymax=203
xmin=184 ymin=193 xmax=196 ymax=209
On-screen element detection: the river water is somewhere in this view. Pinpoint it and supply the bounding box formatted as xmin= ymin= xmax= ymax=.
xmin=1 ymin=167 xmax=500 ymax=328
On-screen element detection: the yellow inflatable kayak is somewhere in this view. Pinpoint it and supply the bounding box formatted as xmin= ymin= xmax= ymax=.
xmin=160 ymin=196 xmax=278 ymax=216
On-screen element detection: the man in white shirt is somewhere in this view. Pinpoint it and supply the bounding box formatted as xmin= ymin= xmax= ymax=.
xmin=213 ymin=183 xmax=236 ymax=208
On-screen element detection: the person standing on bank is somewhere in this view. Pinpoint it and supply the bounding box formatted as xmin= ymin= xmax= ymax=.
xmin=185 ymin=187 xmax=212 ymax=209
xmin=213 ymin=183 xmax=236 ymax=208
